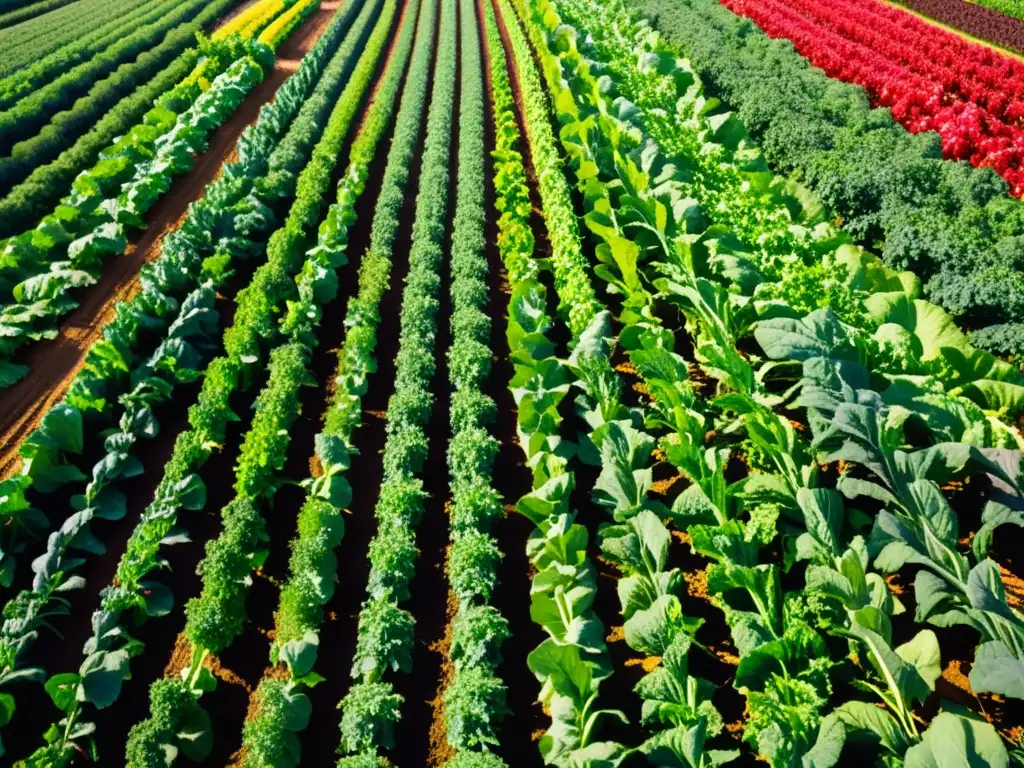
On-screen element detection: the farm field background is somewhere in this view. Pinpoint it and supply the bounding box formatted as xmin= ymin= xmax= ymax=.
xmin=0 ymin=0 xmax=1022 ymax=764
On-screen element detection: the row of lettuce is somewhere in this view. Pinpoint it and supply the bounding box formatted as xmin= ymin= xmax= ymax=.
xmin=0 ymin=0 xmax=317 ymax=387
xmin=488 ymin=0 xmax=632 ymax=764
xmin=500 ymin=0 xmax=1024 ymax=763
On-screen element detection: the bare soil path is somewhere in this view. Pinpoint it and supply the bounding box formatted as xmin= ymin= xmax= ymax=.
xmin=0 ymin=1 xmax=342 ymax=478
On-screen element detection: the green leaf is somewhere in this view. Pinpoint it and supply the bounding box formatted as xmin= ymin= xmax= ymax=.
xmin=279 ymin=632 xmax=320 ymax=678
xmin=90 ymin=487 xmax=127 ymax=521
xmin=853 ymin=624 xmax=936 ymax=710
xmin=315 ymin=433 xmax=351 ymax=470
xmin=0 ymin=361 xmax=28 ymax=389
xmin=973 ymin=502 xmax=1024 ymax=559
xmin=517 ymin=473 xmax=573 ymax=526
xmin=527 ymin=638 xmax=594 ymax=708
xmin=834 ymin=701 xmax=907 ymax=755
xmin=640 ymin=718 xmax=739 ymax=767
xmin=141 ymin=581 xmax=173 ymax=617
xmin=177 ymin=703 xmax=213 ymax=762
xmin=795 ymin=487 xmax=843 ymax=562
xmin=734 ymin=622 xmax=827 ymax=692
xmin=896 ymin=629 xmax=942 ymax=690
xmin=969 ymin=641 xmax=1024 ymax=699
xmin=624 ymin=594 xmax=697 ymax=656
xmin=37 ymin=404 xmax=84 ymax=454
xmin=802 ymin=713 xmax=845 ymax=768
xmin=593 ymin=420 xmax=659 ymax=520
xmin=603 ymin=507 xmax=668 ymax=566
xmin=45 ymin=673 xmax=80 ymax=712
xmin=79 ymin=649 xmax=130 ymax=708
xmin=0 ymin=693 xmax=13 ymax=729
xmin=903 ymin=711 xmax=1008 ymax=768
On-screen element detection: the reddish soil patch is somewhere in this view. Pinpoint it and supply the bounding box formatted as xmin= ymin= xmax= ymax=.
xmin=0 ymin=3 xmax=341 ymax=479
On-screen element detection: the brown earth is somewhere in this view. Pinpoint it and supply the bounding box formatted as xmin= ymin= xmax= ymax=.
xmin=0 ymin=2 xmax=342 ymax=479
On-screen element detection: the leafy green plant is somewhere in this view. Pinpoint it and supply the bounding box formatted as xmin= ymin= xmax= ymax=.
xmin=336 ymin=0 xmax=458 ymax=759
xmin=522 ymin=0 xmax=1021 ymax=764
xmin=489 ymin=1 xmax=633 ymax=763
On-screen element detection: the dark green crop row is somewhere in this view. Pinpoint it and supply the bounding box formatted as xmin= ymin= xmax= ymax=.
xmin=439 ymin=0 xmax=510 ymax=761
xmin=0 ymin=0 xmax=146 ymax=75
xmin=0 ymin=0 xmax=241 ymax=198
xmin=337 ymin=0 xmax=457 ymax=759
xmin=0 ymin=0 xmax=215 ymax=154
xmin=239 ymin=0 xmax=426 ymax=761
xmin=0 ymin=0 xmax=77 ymax=30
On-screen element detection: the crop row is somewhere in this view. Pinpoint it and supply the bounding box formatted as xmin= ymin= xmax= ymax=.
xmin=509 ymin=0 xmax=733 ymax=761
xmin=0 ymin=0 xmax=322 ymax=239
xmin=0 ymin=0 xmax=353 ymax=594
xmin=257 ymin=0 xmax=320 ymax=47
xmin=0 ymin=61 xmax=268 ymax=768
xmin=437 ymin=0 xmax=510 ymax=761
xmin=217 ymin=0 xmax=295 ymax=40
xmin=238 ymin=0 xmax=425 ymax=762
xmin=488 ymin=0 xmax=630 ymax=763
xmin=0 ymin=0 xmax=364 ymax=758
xmin=522 ymin=0 xmax=1024 ymax=763
xmin=0 ymin=0 xmax=247 ymax=198
xmin=0 ymin=0 xmax=76 ymax=30
xmin=625 ymin=0 xmax=1024 ymax=359
xmin=336 ymin=0 xmax=457 ymax=759
xmin=0 ymin=44 xmax=197 ymax=231
xmin=0 ymin=0 xmax=147 ymax=77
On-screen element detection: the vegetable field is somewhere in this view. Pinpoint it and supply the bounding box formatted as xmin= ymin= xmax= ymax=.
xmin=0 ymin=0 xmax=1023 ymax=764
